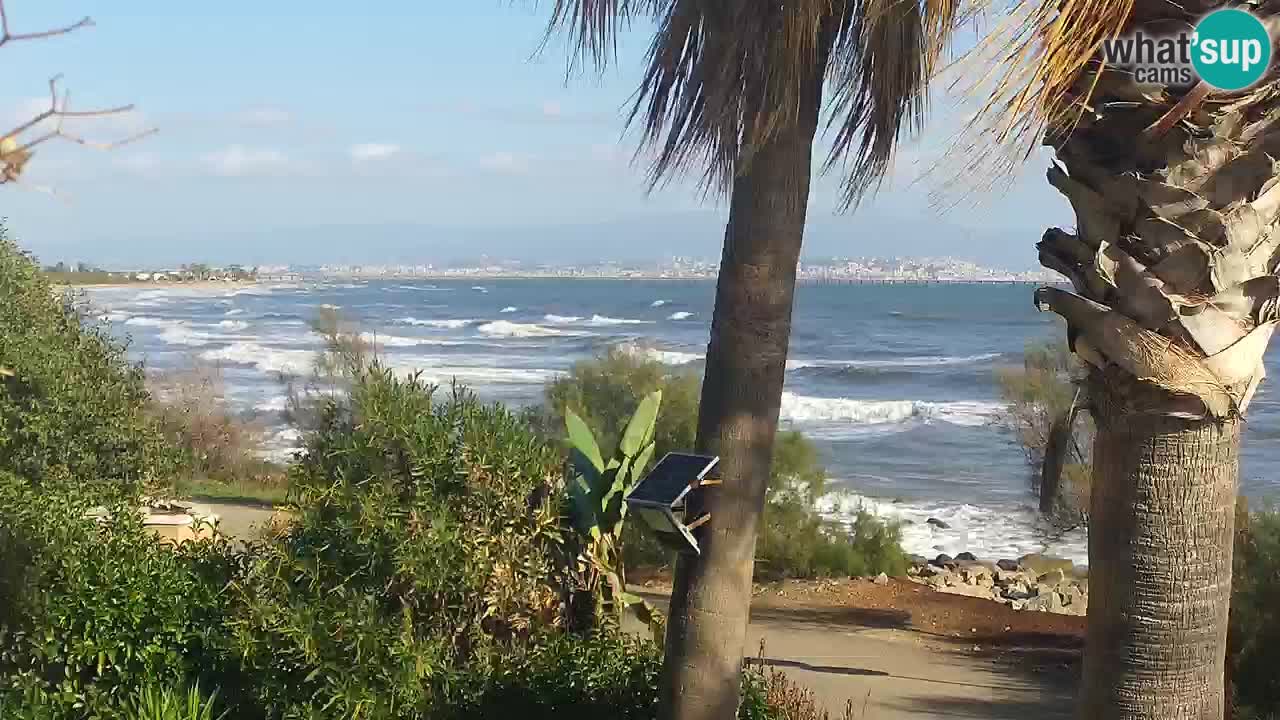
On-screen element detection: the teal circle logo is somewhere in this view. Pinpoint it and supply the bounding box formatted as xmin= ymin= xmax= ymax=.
xmin=1192 ymin=9 xmax=1271 ymax=91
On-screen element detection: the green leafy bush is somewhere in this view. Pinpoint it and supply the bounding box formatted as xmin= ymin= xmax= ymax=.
xmin=535 ymin=347 xmax=900 ymax=579
xmin=0 ymin=475 xmax=244 ymax=717
xmin=0 ymin=227 xmax=177 ymax=502
xmin=758 ymin=502 xmax=906 ymax=581
xmin=229 ymin=367 xmax=570 ymax=717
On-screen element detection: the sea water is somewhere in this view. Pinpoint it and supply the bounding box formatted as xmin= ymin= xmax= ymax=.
xmin=84 ymin=279 xmax=1280 ymax=565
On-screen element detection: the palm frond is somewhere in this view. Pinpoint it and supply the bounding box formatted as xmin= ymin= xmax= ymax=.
xmin=948 ymin=0 xmax=1134 ymax=190
xmin=547 ymin=0 xmax=980 ymax=204
xmin=545 ymin=0 xmax=661 ymax=70
xmin=827 ymin=0 xmax=977 ymax=206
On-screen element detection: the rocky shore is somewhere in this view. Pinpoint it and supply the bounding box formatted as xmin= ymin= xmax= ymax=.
xmin=904 ymin=552 xmax=1088 ymax=616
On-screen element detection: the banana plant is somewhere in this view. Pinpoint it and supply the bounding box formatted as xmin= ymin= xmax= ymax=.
xmin=564 ymin=389 xmax=662 ymax=634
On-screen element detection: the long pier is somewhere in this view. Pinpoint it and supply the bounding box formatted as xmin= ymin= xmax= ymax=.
xmin=797 ymin=277 xmax=1046 ymax=286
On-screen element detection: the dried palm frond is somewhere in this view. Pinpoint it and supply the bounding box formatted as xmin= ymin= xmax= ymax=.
xmin=946 ymin=0 xmax=1134 ymax=193
xmin=546 ymin=0 xmax=984 ymax=205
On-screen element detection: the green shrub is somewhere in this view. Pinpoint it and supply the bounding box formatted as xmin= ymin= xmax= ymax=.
xmin=229 ymin=368 xmax=570 ymax=717
xmin=0 ymin=227 xmax=178 ymax=502
xmin=1231 ymin=504 xmax=1280 ymax=718
xmin=758 ymin=503 xmax=906 ymax=581
xmin=451 ymin=632 xmax=662 ymax=720
xmin=535 ymin=347 xmax=901 ymax=579
xmin=0 ymin=475 xmax=244 ymax=717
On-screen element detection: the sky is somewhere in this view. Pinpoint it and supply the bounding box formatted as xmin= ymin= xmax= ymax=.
xmin=0 ymin=2 xmax=1072 ymax=268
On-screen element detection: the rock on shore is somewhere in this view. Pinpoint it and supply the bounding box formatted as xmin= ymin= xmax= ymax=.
xmin=905 ymin=553 xmax=1088 ymax=616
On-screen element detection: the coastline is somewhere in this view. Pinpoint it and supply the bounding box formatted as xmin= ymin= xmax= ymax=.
xmin=55 ymin=280 xmax=262 ymax=291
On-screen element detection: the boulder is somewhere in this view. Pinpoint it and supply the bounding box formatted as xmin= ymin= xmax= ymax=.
xmin=959 ymin=565 xmax=993 ymax=587
xmin=996 ymin=559 xmax=1020 ymax=572
xmin=993 ymin=568 xmax=1032 ymax=585
xmin=924 ymin=572 xmax=952 ymax=589
xmin=932 ymin=553 xmax=954 ymax=567
xmin=873 ymin=572 xmax=890 ymax=585
xmin=955 ymin=551 xmax=978 ymax=562
xmin=1024 ymin=591 xmax=1066 ymax=613
xmin=1017 ymin=553 xmax=1074 ymax=576
xmin=938 ymin=583 xmax=996 ymax=600
xmin=926 ymin=518 xmax=951 ymax=530
xmin=1000 ymin=584 xmax=1035 ymax=601
xmin=906 ymin=554 xmax=930 ymax=568
xmin=1037 ymin=568 xmax=1068 ymax=587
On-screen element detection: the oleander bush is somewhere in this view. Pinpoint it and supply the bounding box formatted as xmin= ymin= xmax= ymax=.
xmin=0 ymin=475 xmax=245 ymax=717
xmin=0 ymin=226 xmax=178 ymax=503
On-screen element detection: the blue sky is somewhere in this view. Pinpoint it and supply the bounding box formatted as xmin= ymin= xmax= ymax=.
xmin=0 ymin=2 xmax=1071 ymax=268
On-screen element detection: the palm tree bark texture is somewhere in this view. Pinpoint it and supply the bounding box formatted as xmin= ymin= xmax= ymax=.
xmin=1033 ymin=3 xmax=1280 ymax=717
xmin=660 ymin=62 xmax=825 ymax=720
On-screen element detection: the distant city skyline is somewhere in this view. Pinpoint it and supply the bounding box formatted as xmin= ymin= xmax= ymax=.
xmin=2 ymin=4 xmax=1069 ymax=269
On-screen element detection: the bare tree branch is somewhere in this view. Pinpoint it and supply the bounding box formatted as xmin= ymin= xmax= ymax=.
xmin=0 ymin=6 xmax=155 ymax=188
xmin=0 ymin=0 xmax=93 ymax=49
xmin=1 ymin=75 xmax=159 ymax=184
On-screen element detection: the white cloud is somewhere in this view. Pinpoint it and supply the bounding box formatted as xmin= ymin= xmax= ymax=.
xmin=349 ymin=143 xmax=400 ymax=161
xmin=201 ymin=145 xmax=289 ymax=176
xmin=479 ymin=151 xmax=530 ymax=175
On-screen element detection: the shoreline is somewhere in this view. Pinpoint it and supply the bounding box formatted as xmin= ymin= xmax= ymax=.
xmin=56 ymin=280 xmax=262 ymax=291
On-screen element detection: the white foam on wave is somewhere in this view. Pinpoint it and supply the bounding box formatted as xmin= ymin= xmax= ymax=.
xmin=500 ymin=306 xmax=518 ymax=313
xmin=218 ymin=320 xmax=249 ymax=331
xmin=651 ymin=299 xmax=669 ymax=307
xmin=543 ymin=314 xmax=583 ymax=324
xmin=668 ymin=311 xmax=694 ymax=320
xmin=260 ymin=427 xmax=304 ymax=463
xmin=201 ymin=343 xmax=315 ymax=375
xmin=394 ymin=317 xmax=474 ymax=329
xmin=616 ymin=342 xmax=703 ymax=366
xmin=472 ymin=286 xmax=488 ymax=293
xmin=477 ymin=320 xmax=564 ymax=338
xmin=255 ymin=396 xmax=289 ymax=413
xmin=159 ymin=324 xmax=210 ymax=346
xmin=778 ymin=392 xmax=1002 ymax=437
xmin=648 ymin=349 xmax=702 ymax=365
xmin=817 ymin=491 xmax=1088 ymax=566
xmin=392 ymin=362 xmax=563 ymax=385
xmin=586 ymin=314 xmax=653 ymax=326
xmin=124 ymin=316 xmax=183 ymax=328
xmin=789 ymin=352 xmax=1004 ymax=370
xmin=543 ymin=313 xmax=651 ymax=327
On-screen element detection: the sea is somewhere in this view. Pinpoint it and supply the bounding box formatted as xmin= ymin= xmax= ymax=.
xmin=82 ymin=279 xmax=1280 ymax=566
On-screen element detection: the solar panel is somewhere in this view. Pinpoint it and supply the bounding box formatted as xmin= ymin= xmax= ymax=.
xmin=626 ymin=452 xmax=719 ymax=506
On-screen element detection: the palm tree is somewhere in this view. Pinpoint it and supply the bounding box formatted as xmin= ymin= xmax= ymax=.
xmin=980 ymin=1 xmax=1280 ymax=717
xmin=542 ymin=2 xmax=971 ymax=719
xmin=549 ymin=1 xmax=1279 ymax=718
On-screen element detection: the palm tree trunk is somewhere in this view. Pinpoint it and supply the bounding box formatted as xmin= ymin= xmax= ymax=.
xmin=1081 ymin=375 xmax=1239 ymax=720
xmin=657 ymin=56 xmax=824 ymax=720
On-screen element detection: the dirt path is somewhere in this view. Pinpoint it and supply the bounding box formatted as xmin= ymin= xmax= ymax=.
xmin=632 ymin=579 xmax=1081 ymax=719
xmin=199 ymin=501 xmax=280 ymax=542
